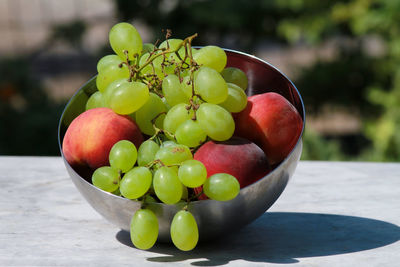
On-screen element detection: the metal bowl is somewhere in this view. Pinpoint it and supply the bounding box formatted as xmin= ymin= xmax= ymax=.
xmin=58 ymin=48 xmax=305 ymax=242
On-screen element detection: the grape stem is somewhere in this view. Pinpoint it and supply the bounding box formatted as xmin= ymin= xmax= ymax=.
xmin=145 ymin=159 xmax=165 ymax=169
xmin=149 ymin=112 xmax=176 ymax=144
xmin=188 ymin=98 xmax=200 ymax=120
xmin=165 ymin=29 xmax=172 ymax=40
xmin=123 ymin=31 xmax=204 ymax=122
xmin=139 ymin=191 xmax=155 ymax=209
xmin=120 ymin=50 xmax=139 ymax=82
xmin=135 ymin=33 xmax=198 ymax=78
xmin=139 ymin=193 xmax=148 ymax=209
xmin=121 ymin=31 xmax=203 ymax=114
xmin=141 ymin=78 xmax=163 ymax=98
xmin=189 ymin=189 xmax=204 ymax=202
xmin=182 ymin=189 xmax=204 ymax=211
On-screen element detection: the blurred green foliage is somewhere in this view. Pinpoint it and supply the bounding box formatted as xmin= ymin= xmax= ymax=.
xmin=301 ymin=129 xmax=345 ymax=161
xmin=281 ymin=0 xmax=400 ymax=161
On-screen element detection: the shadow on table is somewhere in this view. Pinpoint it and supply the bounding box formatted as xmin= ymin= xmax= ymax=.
xmin=116 ymin=212 xmax=400 ymax=266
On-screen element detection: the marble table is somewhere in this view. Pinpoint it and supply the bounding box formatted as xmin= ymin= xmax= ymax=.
xmin=0 ymin=156 xmax=399 ymax=266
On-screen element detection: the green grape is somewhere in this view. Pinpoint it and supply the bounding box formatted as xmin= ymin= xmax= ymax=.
xmin=103 ymin=79 xmax=149 ymax=115
xmin=142 ymin=43 xmax=155 ymax=54
xmin=159 ymin=39 xmax=181 ymax=49
xmin=130 ymin=209 xmax=158 ymax=250
xmin=128 ymin=112 xmax=136 ymax=122
xmin=96 ymin=64 xmax=129 ymax=92
xmin=197 ymin=103 xmax=234 ymax=141
xmin=162 ymin=74 xmax=189 ymax=106
xmin=140 ymin=49 xmax=175 ymax=77
xmin=86 ymin=91 xmax=106 ymax=110
xmin=163 ymin=103 xmax=194 ymax=134
xmin=175 ymin=47 xmax=199 ymax=70
xmin=92 ymin=166 xmax=120 ymax=192
xmin=193 ymin=45 xmax=227 ymax=72
xmin=135 ymin=93 xmax=167 ymax=135
xmin=153 ymin=166 xmax=182 ymax=204
xmin=181 ymin=184 xmax=188 ymax=200
xmin=220 ymin=67 xmax=248 ymax=90
xmin=219 ymin=83 xmax=248 ymax=113
xmin=137 ymin=140 xmax=160 ymax=166
xmin=160 ymin=140 xmax=177 ymax=148
xmin=161 ymin=97 xmax=171 ymax=111
xmin=156 ymin=57 xmax=175 ymax=75
xmin=190 ymin=47 xmax=199 ymax=57
xmin=169 ymin=165 xmax=180 ymax=176
xmin=194 ymin=66 xmax=228 ymax=104
xmin=138 ymin=52 xmax=165 ymax=80
xmin=179 ymin=68 xmax=189 ymax=78
xmin=112 ymin=187 xmax=121 ymax=196
xmin=159 ymin=39 xmax=184 ymax=55
xmin=154 ymin=144 xmax=192 ymax=166
xmin=158 ymin=39 xmax=187 ymax=70
xmin=109 ymin=140 xmax=137 ymax=173
xmin=170 ymin=210 xmax=199 ymax=251
xmin=178 ymin=160 xmax=207 ymax=188
xmin=144 ymin=194 xmax=157 ymax=203
xmin=109 ymin=22 xmax=143 ymax=61
xmin=203 ymin=173 xmax=240 ymax=201
xmin=97 ymin=54 xmax=123 ymax=73
xmin=120 ymin=167 xmax=152 ymax=199
xmin=175 ymin=119 xmax=207 ymax=148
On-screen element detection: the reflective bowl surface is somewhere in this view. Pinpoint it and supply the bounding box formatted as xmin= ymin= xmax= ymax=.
xmin=58 ymin=48 xmax=305 ymax=242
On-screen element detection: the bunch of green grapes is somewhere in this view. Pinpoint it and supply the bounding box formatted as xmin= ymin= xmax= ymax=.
xmin=91 ymin=139 xmax=240 ymax=251
xmin=86 ymin=22 xmax=248 ymax=143
xmin=87 ymin=22 xmax=250 ymax=251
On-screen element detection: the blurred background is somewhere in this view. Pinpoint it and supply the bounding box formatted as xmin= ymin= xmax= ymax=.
xmin=0 ymin=0 xmax=399 ymax=162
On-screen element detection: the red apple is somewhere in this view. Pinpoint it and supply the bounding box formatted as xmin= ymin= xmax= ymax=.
xmin=194 ymin=137 xmax=271 ymax=199
xmin=234 ymin=92 xmax=303 ymax=165
xmin=62 ymin=107 xmax=143 ymax=170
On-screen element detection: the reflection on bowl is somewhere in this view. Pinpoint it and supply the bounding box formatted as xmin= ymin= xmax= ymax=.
xmin=58 ymin=49 xmax=305 ymax=242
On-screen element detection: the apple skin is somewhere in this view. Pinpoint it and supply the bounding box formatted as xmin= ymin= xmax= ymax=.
xmin=194 ymin=137 xmax=271 ymax=199
xmin=234 ymin=92 xmax=303 ymax=165
xmin=62 ymin=107 xmax=144 ymax=170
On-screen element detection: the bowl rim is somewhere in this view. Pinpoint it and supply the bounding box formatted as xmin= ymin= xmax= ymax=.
xmin=57 ymin=47 xmax=306 ymax=205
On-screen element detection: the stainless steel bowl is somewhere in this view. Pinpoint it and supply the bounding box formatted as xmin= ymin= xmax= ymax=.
xmin=58 ymin=49 xmax=305 ymax=242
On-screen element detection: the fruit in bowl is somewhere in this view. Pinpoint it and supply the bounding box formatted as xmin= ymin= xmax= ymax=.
xmin=234 ymin=92 xmax=303 ymax=166
xmin=193 ymin=137 xmax=271 ymax=200
xmin=62 ymin=108 xmax=144 ymax=171
xmin=58 ymin=22 xmax=304 ymax=251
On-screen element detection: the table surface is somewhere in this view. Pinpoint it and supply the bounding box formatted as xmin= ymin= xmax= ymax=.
xmin=0 ymin=156 xmax=399 ymax=266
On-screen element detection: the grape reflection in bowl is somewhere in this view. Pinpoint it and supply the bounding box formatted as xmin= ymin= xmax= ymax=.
xmin=58 ymin=48 xmax=305 ymax=242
